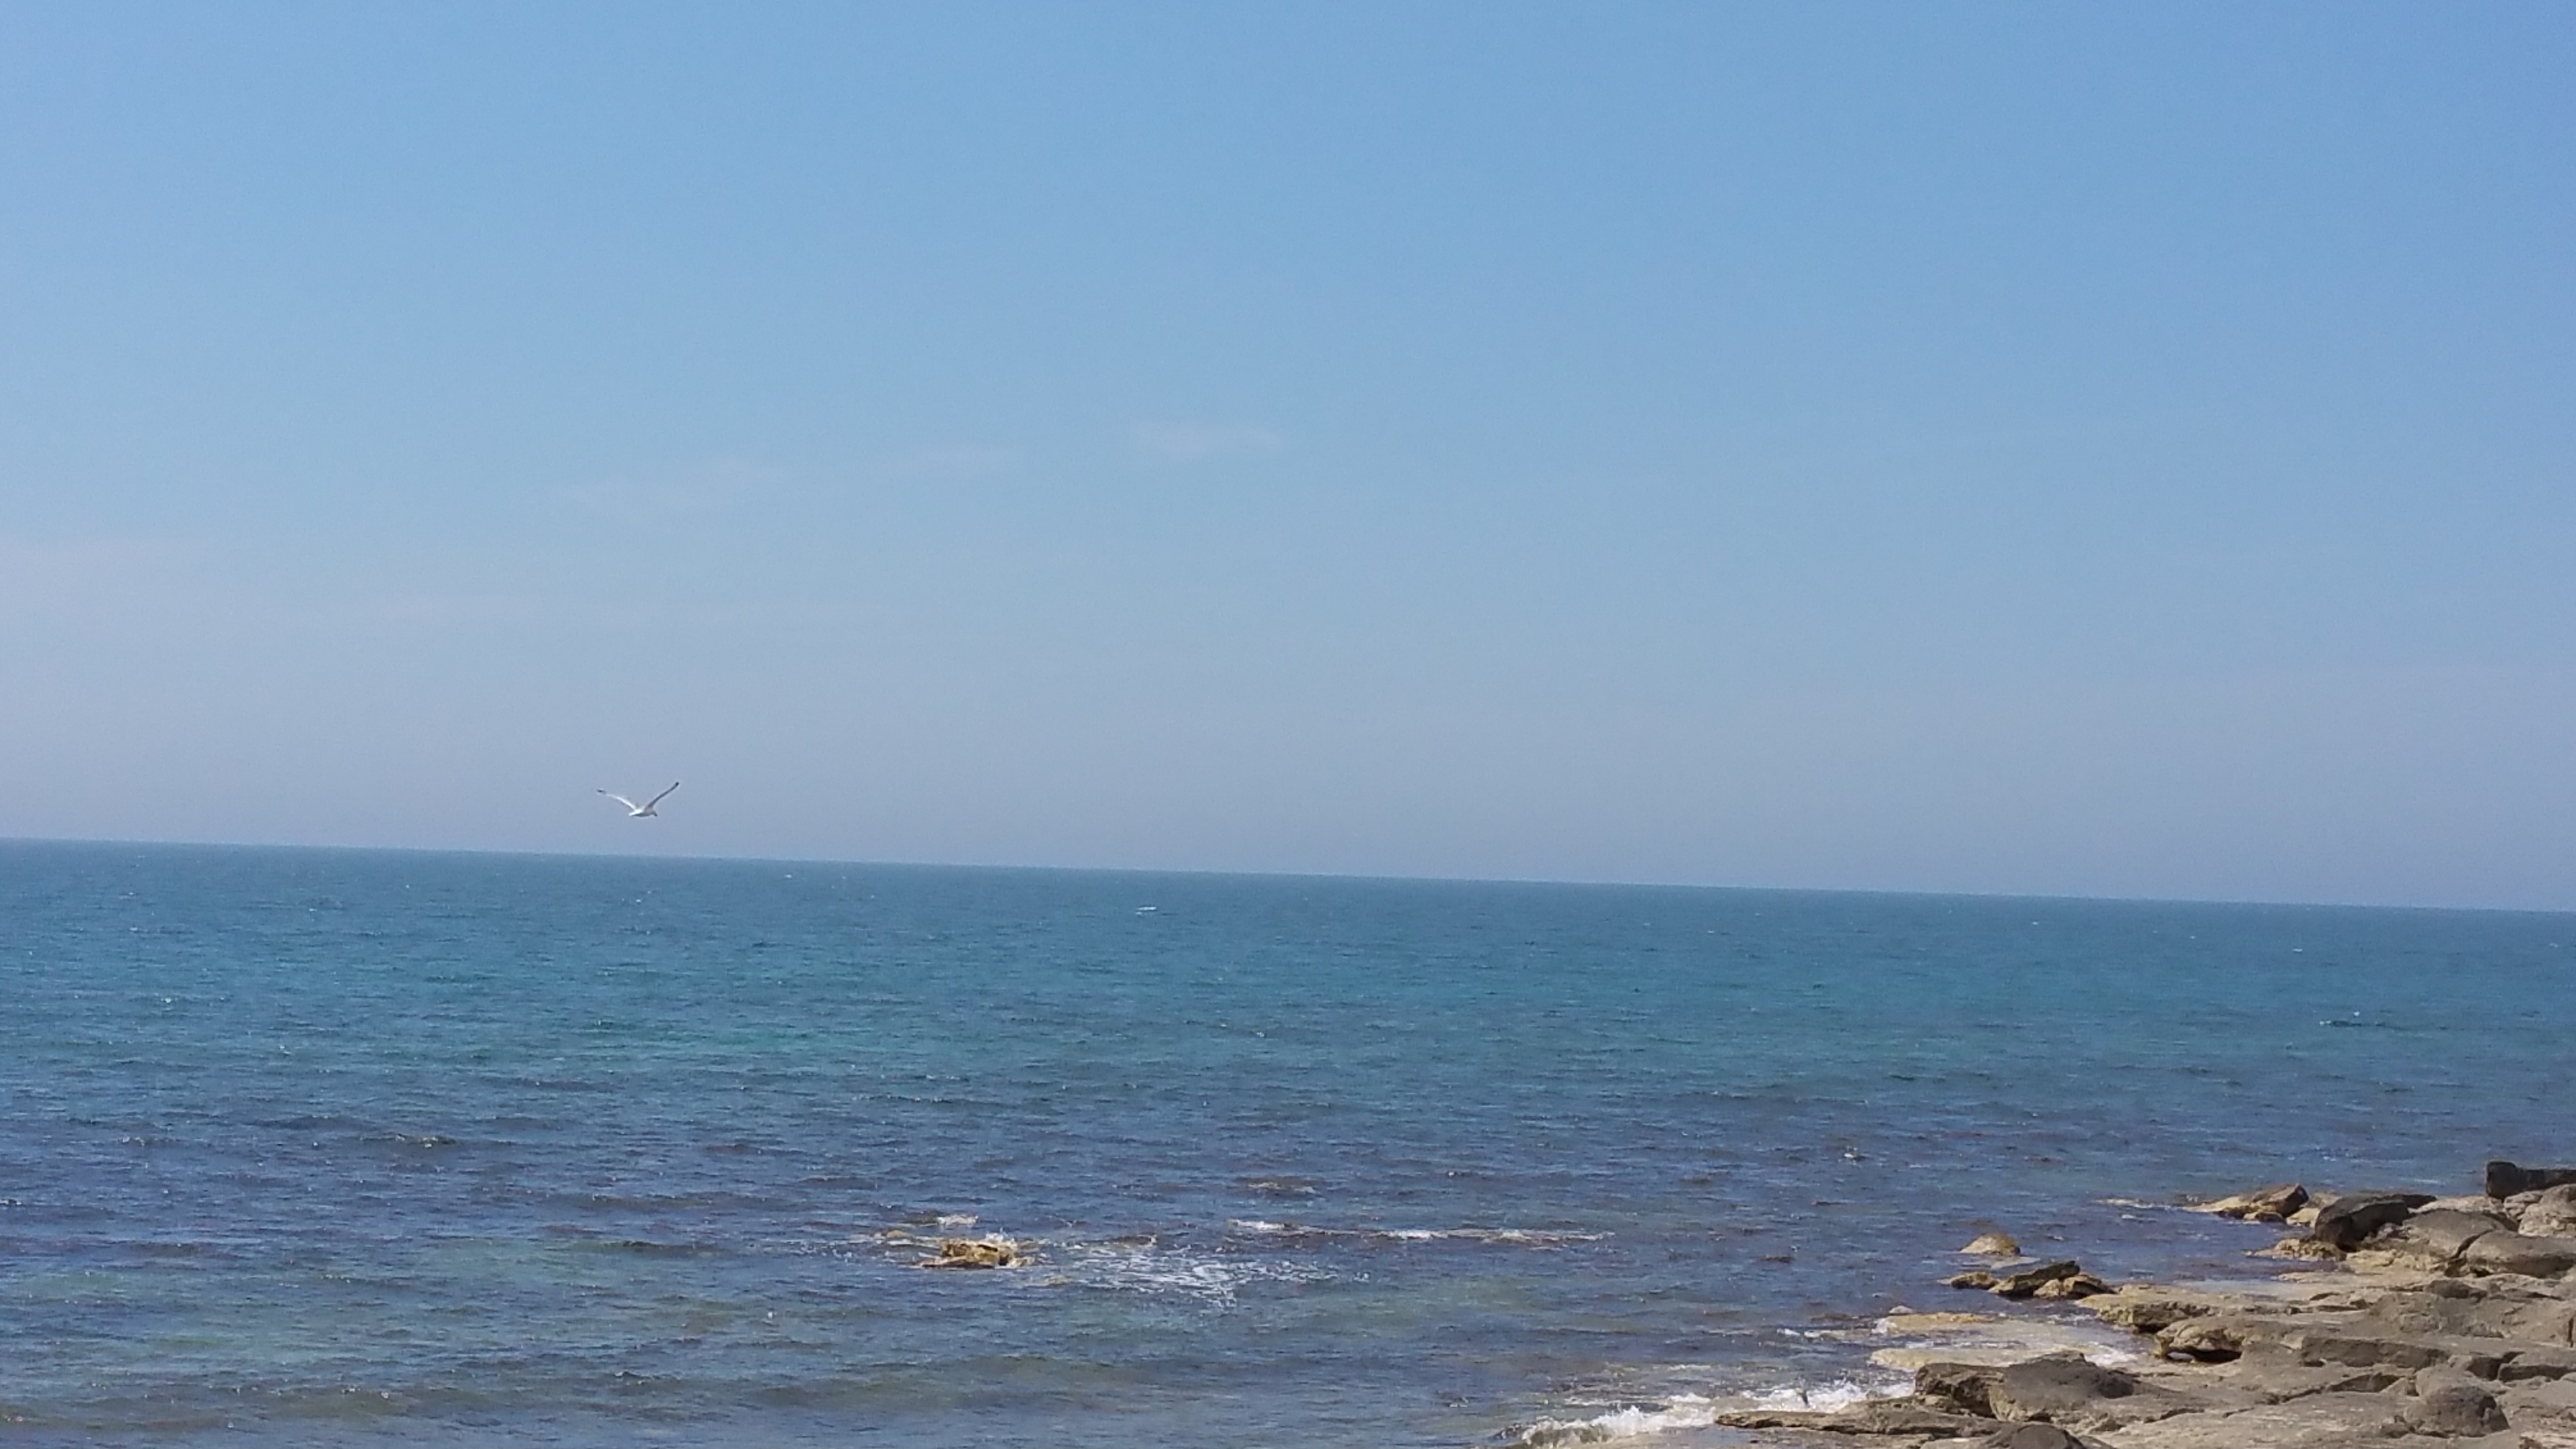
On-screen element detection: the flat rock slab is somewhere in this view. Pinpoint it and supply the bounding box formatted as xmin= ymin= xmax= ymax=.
xmin=2461 ymin=1230 xmax=2576 ymax=1279
xmin=2092 ymin=1391 xmax=2409 ymax=1448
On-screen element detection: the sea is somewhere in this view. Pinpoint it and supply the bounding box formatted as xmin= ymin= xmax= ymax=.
xmin=2 ymin=841 xmax=2570 ymax=1447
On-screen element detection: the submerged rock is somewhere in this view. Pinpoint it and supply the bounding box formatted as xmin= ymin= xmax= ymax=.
xmin=2194 ymin=1182 xmax=2309 ymax=1224
xmin=919 ymin=1235 xmax=1028 ymax=1268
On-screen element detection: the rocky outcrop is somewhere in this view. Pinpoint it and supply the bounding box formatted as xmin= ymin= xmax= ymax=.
xmin=1946 ymin=1260 xmax=2110 ymax=1301
xmin=2310 ymin=1190 xmax=2437 ymax=1251
xmin=1724 ymin=1162 xmax=2576 ymax=1448
xmin=2486 ymin=1160 xmax=2576 ymax=1198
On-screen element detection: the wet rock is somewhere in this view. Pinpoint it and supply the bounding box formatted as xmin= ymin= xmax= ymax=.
xmin=919 ymin=1236 xmax=1027 ymax=1268
xmin=2403 ymin=1367 xmax=2509 ymax=1436
xmin=1963 ymin=1233 xmax=2024 ymax=1256
xmin=2312 ymin=1191 xmax=2437 ymax=1250
xmin=1990 ymin=1260 xmax=2085 ymax=1299
xmin=1948 ymin=1270 xmax=2000 ymax=1290
xmin=2196 ymin=1183 xmax=2309 ymax=1224
xmin=2487 ymin=1159 xmax=2576 ymax=1198
xmin=1713 ymin=1399 xmax=1991 ymax=1435
xmin=2255 ymin=1234 xmax=2345 ymax=1260
xmin=2029 ymin=1273 xmax=2110 ymax=1301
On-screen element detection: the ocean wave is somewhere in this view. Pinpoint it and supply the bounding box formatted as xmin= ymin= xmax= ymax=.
xmin=1497 ymin=1378 xmax=1901 ymax=1447
xmin=1225 ymin=1219 xmax=1604 ymax=1247
xmin=1039 ymin=1241 xmax=1337 ymax=1305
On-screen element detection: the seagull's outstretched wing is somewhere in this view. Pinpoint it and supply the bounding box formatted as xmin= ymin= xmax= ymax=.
xmin=643 ymin=781 xmax=680 ymax=811
xmin=598 ymin=790 xmax=642 ymax=812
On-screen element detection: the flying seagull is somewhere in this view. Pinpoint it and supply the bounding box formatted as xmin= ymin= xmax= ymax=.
xmin=599 ymin=782 xmax=680 ymax=818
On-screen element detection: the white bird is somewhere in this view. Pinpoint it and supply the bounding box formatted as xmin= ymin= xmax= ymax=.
xmin=598 ymin=781 xmax=680 ymax=818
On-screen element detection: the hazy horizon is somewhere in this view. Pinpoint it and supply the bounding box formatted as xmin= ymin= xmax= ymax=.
xmin=5 ymin=5 xmax=2572 ymax=911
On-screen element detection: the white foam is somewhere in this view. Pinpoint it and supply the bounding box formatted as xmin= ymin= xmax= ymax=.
xmin=1222 ymin=1219 xmax=1604 ymax=1246
xmin=1040 ymin=1241 xmax=1337 ymax=1305
xmin=1500 ymin=1377 xmax=1905 ymax=1447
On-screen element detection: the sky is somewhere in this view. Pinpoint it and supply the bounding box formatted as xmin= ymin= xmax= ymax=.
xmin=2 ymin=3 xmax=2571 ymax=908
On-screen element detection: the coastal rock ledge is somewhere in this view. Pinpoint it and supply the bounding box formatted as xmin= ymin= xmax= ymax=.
xmin=1720 ymin=1161 xmax=2576 ymax=1449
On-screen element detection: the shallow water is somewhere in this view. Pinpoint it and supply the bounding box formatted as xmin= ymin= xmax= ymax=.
xmin=2 ymin=843 xmax=2570 ymax=1446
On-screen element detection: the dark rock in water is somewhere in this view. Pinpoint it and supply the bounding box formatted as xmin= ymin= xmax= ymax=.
xmin=2312 ymin=1191 xmax=2436 ymax=1250
xmin=1947 ymin=1269 xmax=2000 ymax=1290
xmin=2459 ymin=1229 xmax=2576 ymax=1279
xmin=2030 ymin=1271 xmax=2110 ymax=1301
xmin=919 ymin=1236 xmax=1027 ymax=1268
xmin=2486 ymin=1159 xmax=2576 ymax=1197
xmin=2198 ymin=1182 xmax=2309 ymax=1223
xmin=2403 ymin=1367 xmax=2509 ymax=1436
xmin=1990 ymin=1260 xmax=2085 ymax=1298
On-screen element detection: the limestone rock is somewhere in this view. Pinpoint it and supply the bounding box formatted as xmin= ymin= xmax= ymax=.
xmin=1713 ymin=1399 xmax=1991 ymax=1435
xmin=2459 ymin=1230 xmax=2576 ymax=1279
xmin=2403 ymin=1366 xmax=2510 ymax=1436
xmin=2312 ymin=1191 xmax=2437 ymax=1250
xmin=2522 ymin=1185 xmax=2576 ymax=1238
xmin=2256 ymin=1234 xmax=2346 ymax=1260
xmin=2499 ymin=1344 xmax=2576 ymax=1380
xmin=2389 ymin=1208 xmax=2509 ymax=1268
xmin=2156 ymin=1316 xmax=2251 ymax=1362
xmin=1949 ymin=1269 xmax=2001 ymax=1290
xmin=1968 ymin=1423 xmax=2100 ymax=1448
xmin=2085 ymin=1287 xmax=2215 ymax=1334
xmin=1964 ymin=1232 xmax=2024 ymax=1256
xmin=2030 ymin=1272 xmax=2111 ymax=1301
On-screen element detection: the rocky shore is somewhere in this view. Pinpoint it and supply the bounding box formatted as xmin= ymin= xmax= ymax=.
xmin=1720 ymin=1161 xmax=2576 ymax=1449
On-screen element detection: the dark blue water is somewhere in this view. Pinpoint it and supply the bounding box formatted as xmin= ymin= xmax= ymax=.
xmin=2 ymin=843 xmax=2570 ymax=1447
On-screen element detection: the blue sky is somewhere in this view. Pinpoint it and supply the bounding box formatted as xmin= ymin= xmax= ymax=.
xmin=2 ymin=4 xmax=2571 ymax=907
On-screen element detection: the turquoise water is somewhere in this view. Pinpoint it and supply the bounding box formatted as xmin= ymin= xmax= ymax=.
xmin=2 ymin=842 xmax=2570 ymax=1446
